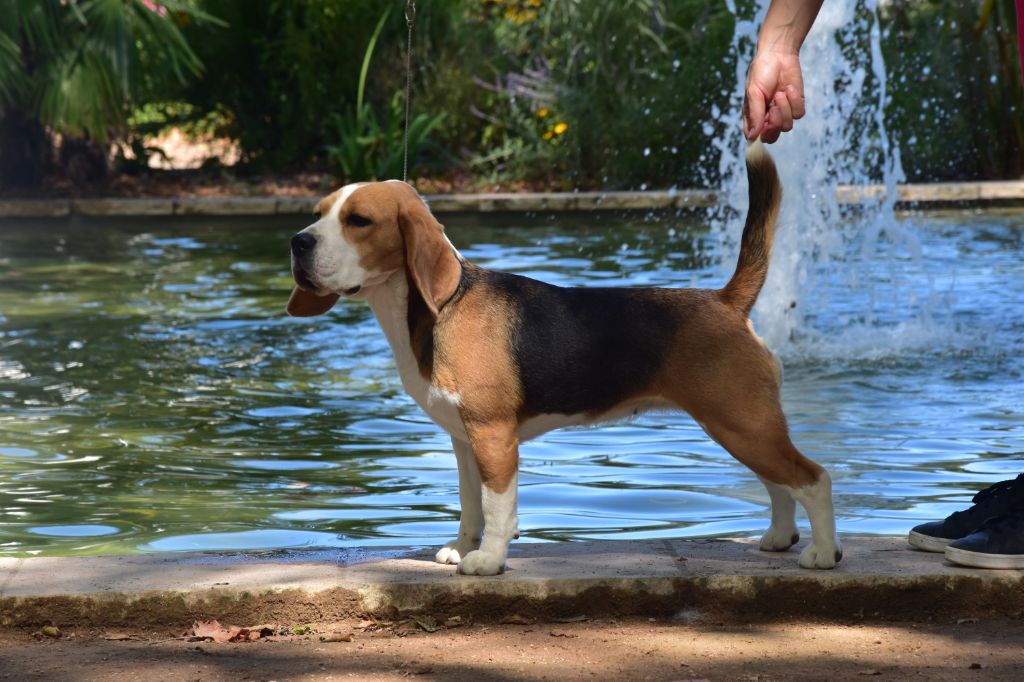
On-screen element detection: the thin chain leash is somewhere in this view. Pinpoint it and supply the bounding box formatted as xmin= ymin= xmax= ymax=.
xmin=402 ymin=0 xmax=416 ymax=184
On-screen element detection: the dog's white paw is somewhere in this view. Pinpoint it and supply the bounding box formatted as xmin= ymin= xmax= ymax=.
xmin=457 ymin=549 xmax=504 ymax=576
xmin=759 ymin=526 xmax=799 ymax=552
xmin=798 ymin=537 xmax=843 ymax=569
xmin=434 ymin=538 xmax=478 ymax=565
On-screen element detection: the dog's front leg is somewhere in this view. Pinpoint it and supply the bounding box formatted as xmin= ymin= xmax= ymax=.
xmin=457 ymin=422 xmax=519 ymax=576
xmin=435 ymin=437 xmax=483 ymax=565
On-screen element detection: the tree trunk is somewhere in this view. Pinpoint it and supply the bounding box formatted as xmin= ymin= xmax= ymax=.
xmin=0 ymin=108 xmax=51 ymax=189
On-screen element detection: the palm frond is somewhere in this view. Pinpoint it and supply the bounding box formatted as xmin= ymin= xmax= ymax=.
xmin=0 ymin=31 xmax=25 ymax=106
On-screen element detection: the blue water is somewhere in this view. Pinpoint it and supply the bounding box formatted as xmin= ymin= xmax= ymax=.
xmin=0 ymin=209 xmax=1021 ymax=556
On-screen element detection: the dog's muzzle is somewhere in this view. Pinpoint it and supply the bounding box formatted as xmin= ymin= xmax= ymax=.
xmin=290 ymin=231 xmax=318 ymax=289
xmin=289 ymin=231 xmax=361 ymax=296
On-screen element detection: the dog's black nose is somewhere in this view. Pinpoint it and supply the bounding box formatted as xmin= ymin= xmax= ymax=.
xmin=291 ymin=232 xmax=317 ymax=256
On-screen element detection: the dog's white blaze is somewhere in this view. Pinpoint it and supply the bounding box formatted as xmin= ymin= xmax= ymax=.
xmin=301 ymin=182 xmax=368 ymax=293
xmin=364 ymin=273 xmax=468 ymax=440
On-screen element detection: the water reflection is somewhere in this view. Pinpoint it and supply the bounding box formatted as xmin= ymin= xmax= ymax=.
xmin=0 ymin=211 xmax=1022 ymax=556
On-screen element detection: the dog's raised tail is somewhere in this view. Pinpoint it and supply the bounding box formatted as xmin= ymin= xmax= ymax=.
xmin=719 ymin=139 xmax=782 ymax=317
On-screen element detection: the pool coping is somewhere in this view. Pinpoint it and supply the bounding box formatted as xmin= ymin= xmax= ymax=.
xmin=3 ymin=537 xmax=1023 ymax=628
xmin=2 ymin=181 xmax=1023 ymax=218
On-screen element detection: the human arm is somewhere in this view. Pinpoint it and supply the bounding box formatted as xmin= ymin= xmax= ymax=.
xmin=743 ymin=0 xmax=824 ymax=143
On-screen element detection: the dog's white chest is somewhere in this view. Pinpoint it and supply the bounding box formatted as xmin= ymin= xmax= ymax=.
xmin=365 ymin=276 xmax=467 ymax=440
xmin=399 ymin=365 xmax=467 ymax=439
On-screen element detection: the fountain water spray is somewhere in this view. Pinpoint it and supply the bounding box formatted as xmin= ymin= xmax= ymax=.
xmin=712 ymin=0 xmax=954 ymax=360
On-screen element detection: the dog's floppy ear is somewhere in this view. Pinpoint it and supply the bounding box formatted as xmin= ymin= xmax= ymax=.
xmin=398 ymin=194 xmax=461 ymax=317
xmin=286 ymin=287 xmax=340 ymax=317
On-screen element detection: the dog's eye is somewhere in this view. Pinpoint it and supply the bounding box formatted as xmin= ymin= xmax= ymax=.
xmin=347 ymin=214 xmax=372 ymax=228
xmin=313 ymin=211 xmax=322 ymax=220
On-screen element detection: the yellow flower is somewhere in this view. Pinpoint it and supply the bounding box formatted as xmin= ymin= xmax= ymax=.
xmin=537 ymin=107 xmax=550 ymax=118
xmin=542 ymin=130 xmax=554 ymax=140
xmin=553 ymin=122 xmax=568 ymax=135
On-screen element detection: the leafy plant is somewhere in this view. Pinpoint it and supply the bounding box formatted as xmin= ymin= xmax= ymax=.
xmin=0 ymin=0 xmax=220 ymax=186
xmin=881 ymin=0 xmax=1023 ymax=181
xmin=179 ymin=0 xmax=431 ymax=170
xmin=423 ymin=0 xmax=736 ymax=189
xmin=324 ymin=10 xmax=445 ymax=182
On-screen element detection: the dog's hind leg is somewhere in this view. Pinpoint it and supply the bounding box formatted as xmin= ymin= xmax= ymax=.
xmin=703 ymin=424 xmax=841 ymax=568
xmin=700 ymin=418 xmax=842 ymax=569
xmin=787 ymin=467 xmax=841 ymax=568
xmin=758 ymin=475 xmax=799 ymax=551
xmin=435 ymin=437 xmax=484 ymax=565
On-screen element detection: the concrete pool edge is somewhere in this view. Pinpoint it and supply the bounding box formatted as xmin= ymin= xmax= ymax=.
xmin=2 ymin=181 xmax=1024 ymax=218
xmin=2 ymin=537 xmax=1022 ymax=629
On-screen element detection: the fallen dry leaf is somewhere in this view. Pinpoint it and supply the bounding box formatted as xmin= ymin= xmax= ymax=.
xmin=500 ymin=614 xmax=534 ymax=625
xmin=186 ymin=619 xmax=267 ymax=644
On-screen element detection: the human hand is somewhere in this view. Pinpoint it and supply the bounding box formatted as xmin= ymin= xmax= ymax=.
xmin=743 ymin=49 xmax=806 ymax=143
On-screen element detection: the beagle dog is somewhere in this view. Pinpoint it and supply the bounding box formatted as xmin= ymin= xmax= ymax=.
xmin=287 ymin=142 xmax=842 ymax=575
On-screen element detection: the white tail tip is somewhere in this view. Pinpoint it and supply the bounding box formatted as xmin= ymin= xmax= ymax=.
xmin=745 ymin=138 xmax=767 ymax=163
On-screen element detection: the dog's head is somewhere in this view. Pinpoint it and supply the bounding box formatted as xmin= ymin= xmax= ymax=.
xmin=287 ymin=180 xmax=461 ymax=317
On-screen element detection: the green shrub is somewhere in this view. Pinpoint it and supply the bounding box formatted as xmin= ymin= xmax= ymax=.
xmin=881 ymin=0 xmax=1023 ymax=181
xmin=180 ymin=0 xmax=429 ymax=170
xmin=323 ymin=10 xmax=445 ymax=182
xmin=0 ymin=0 xmax=217 ymax=186
xmin=413 ymin=0 xmax=736 ymax=189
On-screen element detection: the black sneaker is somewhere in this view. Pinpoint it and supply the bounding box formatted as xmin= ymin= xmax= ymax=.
xmin=944 ymin=511 xmax=1024 ymax=569
xmin=908 ymin=474 xmax=1024 ymax=552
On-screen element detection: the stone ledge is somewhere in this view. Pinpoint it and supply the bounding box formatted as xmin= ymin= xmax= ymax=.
xmin=2 ymin=181 xmax=1023 ymax=218
xmin=0 ymin=199 xmax=71 ymax=217
xmin=1 ymin=537 xmax=1021 ymax=629
xmin=173 ymin=196 xmax=279 ymax=215
xmin=72 ymin=198 xmax=175 ymax=216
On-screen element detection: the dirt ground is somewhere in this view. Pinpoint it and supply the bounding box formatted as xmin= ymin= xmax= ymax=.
xmin=1 ymin=618 xmax=1022 ymax=681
